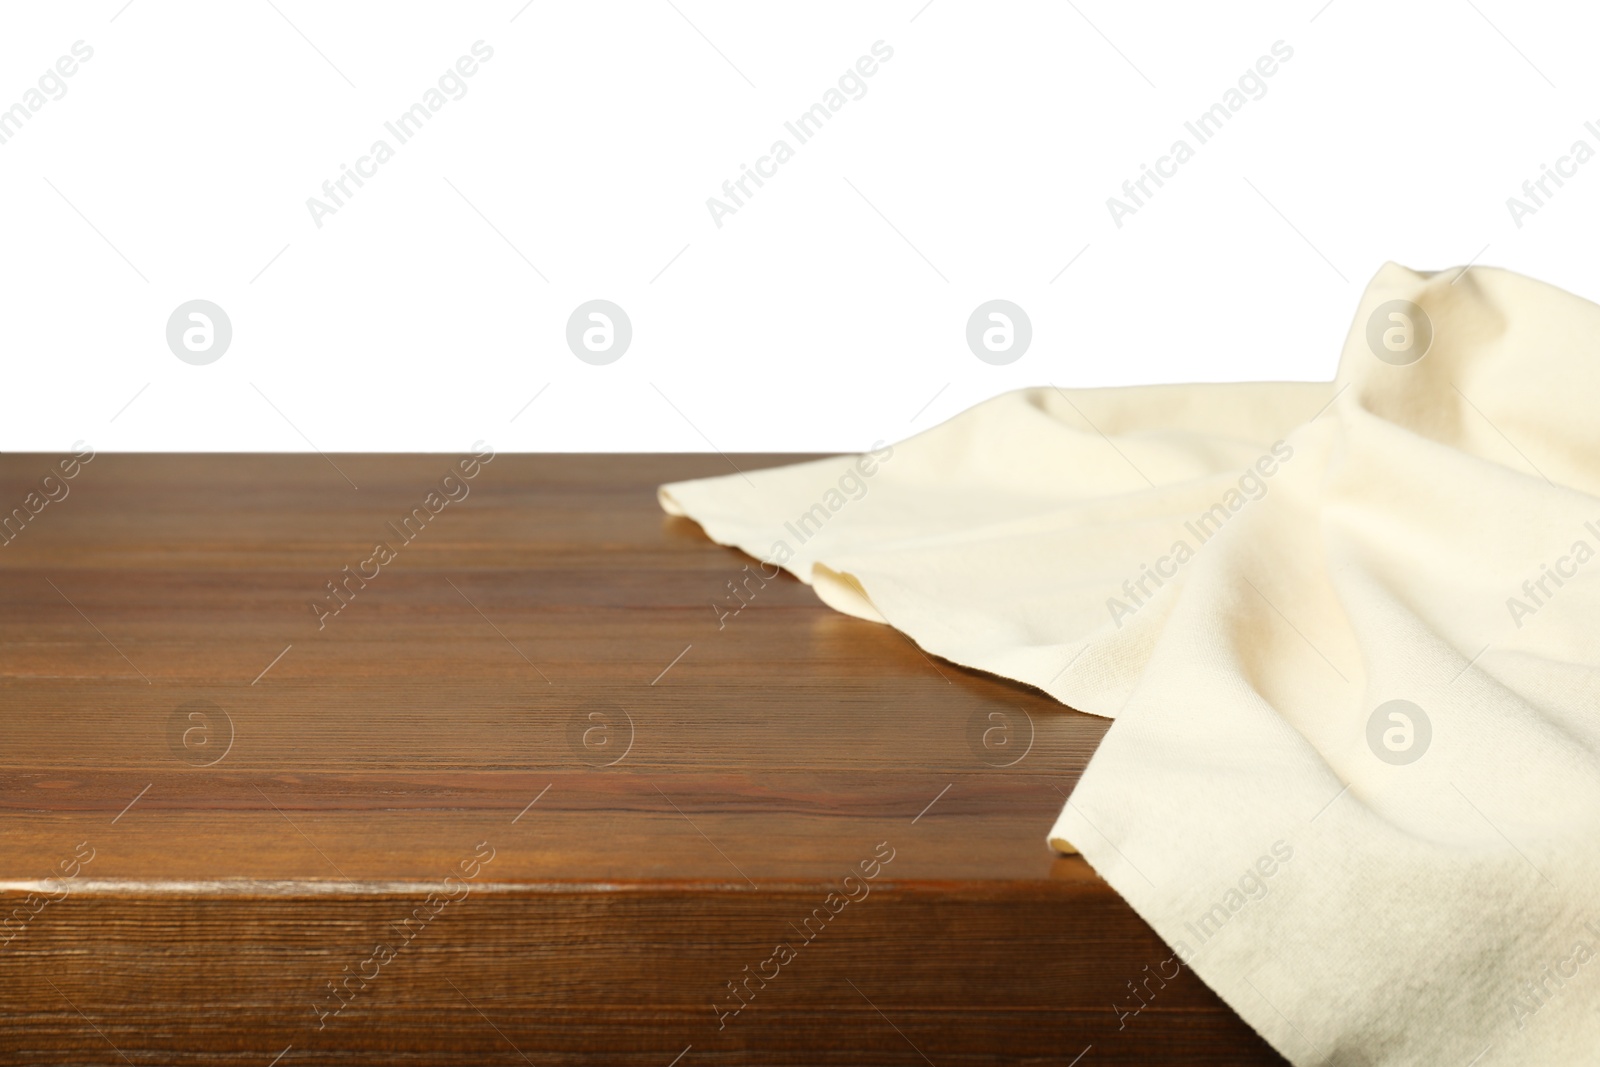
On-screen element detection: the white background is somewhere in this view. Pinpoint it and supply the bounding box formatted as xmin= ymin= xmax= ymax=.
xmin=2 ymin=0 xmax=1594 ymax=453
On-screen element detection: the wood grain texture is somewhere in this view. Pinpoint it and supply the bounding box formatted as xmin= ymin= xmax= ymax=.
xmin=0 ymin=453 xmax=1285 ymax=1065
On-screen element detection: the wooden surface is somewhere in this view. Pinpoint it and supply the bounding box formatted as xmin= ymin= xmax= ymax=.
xmin=0 ymin=453 xmax=1284 ymax=1065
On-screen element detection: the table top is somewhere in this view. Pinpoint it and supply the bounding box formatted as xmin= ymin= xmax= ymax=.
xmin=0 ymin=452 xmax=1286 ymax=1066
xmin=1 ymin=452 xmax=1104 ymax=888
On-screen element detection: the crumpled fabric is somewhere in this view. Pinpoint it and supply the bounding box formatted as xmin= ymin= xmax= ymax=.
xmin=660 ymin=263 xmax=1600 ymax=1065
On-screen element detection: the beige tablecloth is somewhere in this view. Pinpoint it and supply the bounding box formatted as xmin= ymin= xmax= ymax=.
xmin=660 ymin=263 xmax=1600 ymax=1065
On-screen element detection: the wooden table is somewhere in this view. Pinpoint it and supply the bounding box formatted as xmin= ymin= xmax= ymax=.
xmin=0 ymin=453 xmax=1284 ymax=1065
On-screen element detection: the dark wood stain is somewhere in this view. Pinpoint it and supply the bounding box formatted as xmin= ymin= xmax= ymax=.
xmin=0 ymin=453 xmax=1285 ymax=1064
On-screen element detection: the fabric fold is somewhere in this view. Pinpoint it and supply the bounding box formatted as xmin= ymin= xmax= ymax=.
xmin=659 ymin=263 xmax=1600 ymax=1065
